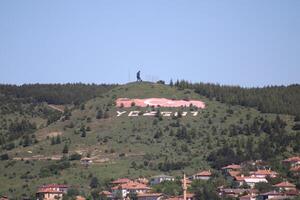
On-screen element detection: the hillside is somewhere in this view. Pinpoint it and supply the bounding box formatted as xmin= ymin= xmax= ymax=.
xmin=0 ymin=82 xmax=299 ymax=199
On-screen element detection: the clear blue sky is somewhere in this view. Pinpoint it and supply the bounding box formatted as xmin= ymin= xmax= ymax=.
xmin=0 ymin=1 xmax=299 ymax=87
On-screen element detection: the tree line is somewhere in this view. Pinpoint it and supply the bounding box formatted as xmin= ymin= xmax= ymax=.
xmin=173 ymin=80 xmax=300 ymax=117
xmin=0 ymin=83 xmax=116 ymax=105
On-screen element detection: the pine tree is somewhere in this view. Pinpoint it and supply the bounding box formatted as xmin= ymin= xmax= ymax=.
xmin=62 ymin=143 xmax=69 ymax=154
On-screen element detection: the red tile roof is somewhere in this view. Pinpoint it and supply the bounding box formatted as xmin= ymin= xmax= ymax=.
xmin=222 ymin=164 xmax=241 ymax=170
xmin=283 ymin=156 xmax=300 ymax=163
xmin=250 ymin=169 xmax=278 ymax=176
xmin=111 ymin=181 xmax=150 ymax=190
xmin=274 ymin=181 xmax=296 ymax=188
xmin=194 ymin=170 xmax=212 ymax=176
xmin=37 ymin=188 xmax=64 ymax=194
xmin=290 ymin=166 xmax=300 ymax=172
xmin=100 ymin=191 xmax=112 ymax=196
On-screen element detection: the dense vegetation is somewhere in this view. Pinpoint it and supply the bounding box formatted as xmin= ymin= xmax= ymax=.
xmin=0 ymin=83 xmax=116 ymax=105
xmin=174 ymin=80 xmax=300 ymax=117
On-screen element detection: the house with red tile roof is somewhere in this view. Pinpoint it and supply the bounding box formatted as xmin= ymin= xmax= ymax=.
xmin=290 ymin=166 xmax=300 ymax=175
xmin=222 ymin=164 xmax=241 ymax=171
xmin=283 ymin=156 xmax=300 ymax=167
xmin=111 ymin=181 xmax=151 ymax=199
xmin=191 ymin=170 xmax=212 ymax=180
xmin=243 ymin=176 xmax=268 ymax=188
xmin=0 ymin=196 xmax=9 ymax=200
xmin=99 ymin=191 xmax=113 ymax=199
xmin=137 ymin=193 xmax=164 ymax=200
xmin=222 ymin=164 xmax=242 ymax=176
xmin=165 ymin=193 xmax=195 ymax=200
xmin=273 ymin=181 xmax=296 ymax=191
xmin=232 ymin=175 xmax=268 ymax=188
xmin=36 ymin=188 xmax=64 ymax=200
xmin=36 ymin=184 xmax=68 ymax=200
xmin=249 ymin=169 xmax=278 ymax=178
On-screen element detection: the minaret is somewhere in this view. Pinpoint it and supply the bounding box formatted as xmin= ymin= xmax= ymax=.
xmin=183 ymin=173 xmax=187 ymax=200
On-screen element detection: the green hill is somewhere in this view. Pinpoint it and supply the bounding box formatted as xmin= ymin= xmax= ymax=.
xmin=0 ymin=82 xmax=299 ymax=199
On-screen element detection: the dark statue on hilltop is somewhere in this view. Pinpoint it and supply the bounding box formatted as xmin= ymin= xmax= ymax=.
xmin=136 ymin=70 xmax=142 ymax=82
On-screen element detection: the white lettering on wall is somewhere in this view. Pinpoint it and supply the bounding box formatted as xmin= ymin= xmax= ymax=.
xmin=117 ymin=111 xmax=199 ymax=117
xmin=128 ymin=111 xmax=140 ymax=117
xmin=143 ymin=111 xmax=157 ymax=116
xmin=191 ymin=111 xmax=198 ymax=116
xmin=117 ymin=111 xmax=127 ymax=117
xmin=161 ymin=111 xmax=172 ymax=117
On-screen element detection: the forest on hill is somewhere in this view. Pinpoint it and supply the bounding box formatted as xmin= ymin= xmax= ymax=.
xmin=0 ymin=83 xmax=116 ymax=105
xmin=174 ymin=80 xmax=300 ymax=117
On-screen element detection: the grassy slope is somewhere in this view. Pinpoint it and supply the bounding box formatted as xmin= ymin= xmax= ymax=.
xmin=0 ymin=82 xmax=296 ymax=199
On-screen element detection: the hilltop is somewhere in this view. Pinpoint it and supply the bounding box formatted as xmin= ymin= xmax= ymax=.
xmin=0 ymin=82 xmax=299 ymax=199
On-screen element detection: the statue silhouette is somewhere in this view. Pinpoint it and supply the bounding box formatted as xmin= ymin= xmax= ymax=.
xmin=136 ymin=70 xmax=142 ymax=82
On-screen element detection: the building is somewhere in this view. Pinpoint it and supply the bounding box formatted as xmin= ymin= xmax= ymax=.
xmin=273 ymin=181 xmax=296 ymax=191
xmin=136 ymin=178 xmax=149 ymax=185
xmin=191 ymin=170 xmax=212 ymax=180
xmin=0 ymin=196 xmax=9 ymax=200
xmin=36 ymin=184 xmax=68 ymax=200
xmin=137 ymin=193 xmax=164 ymax=200
xmin=111 ymin=178 xmax=132 ymax=185
xmin=99 ymin=191 xmax=113 ymax=199
xmin=150 ymin=174 xmax=175 ymax=185
xmin=111 ymin=181 xmax=151 ymax=199
xmin=290 ymin=166 xmax=300 ymax=175
xmin=222 ymin=164 xmax=241 ymax=175
xmin=249 ymin=169 xmax=278 ymax=178
xmin=165 ymin=193 xmax=195 ymax=200
xmin=218 ymin=188 xmax=257 ymax=198
xmin=283 ymin=156 xmax=300 ymax=167
xmin=243 ymin=177 xmax=268 ymax=188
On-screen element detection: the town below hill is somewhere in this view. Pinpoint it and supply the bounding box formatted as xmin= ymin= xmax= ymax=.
xmin=31 ymin=155 xmax=300 ymax=200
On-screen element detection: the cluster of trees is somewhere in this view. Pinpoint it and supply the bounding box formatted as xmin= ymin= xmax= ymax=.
xmin=173 ymin=80 xmax=300 ymax=116
xmin=39 ymin=160 xmax=71 ymax=178
xmin=0 ymin=83 xmax=115 ymax=105
xmin=207 ymin=116 xmax=298 ymax=169
xmin=7 ymin=119 xmax=36 ymax=141
xmin=51 ymin=135 xmax=61 ymax=145
xmin=157 ymin=160 xmax=190 ymax=171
